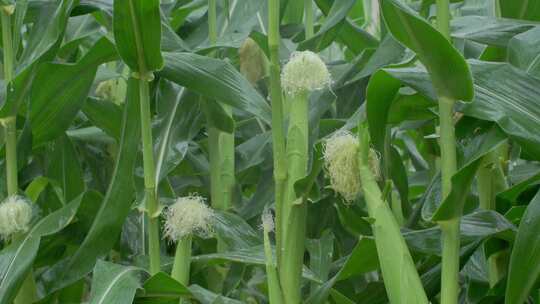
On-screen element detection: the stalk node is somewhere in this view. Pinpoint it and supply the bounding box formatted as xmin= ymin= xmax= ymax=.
xmin=0 ymin=115 xmax=15 ymax=127
xmin=131 ymin=71 xmax=155 ymax=81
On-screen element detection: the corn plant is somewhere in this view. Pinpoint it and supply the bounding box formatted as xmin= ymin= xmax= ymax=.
xmin=1 ymin=0 xmax=540 ymax=304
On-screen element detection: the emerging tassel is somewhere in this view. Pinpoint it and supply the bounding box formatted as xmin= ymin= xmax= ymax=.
xmin=281 ymin=51 xmax=331 ymax=96
xmin=164 ymin=195 xmax=214 ymax=242
xmin=0 ymin=196 xmax=32 ymax=239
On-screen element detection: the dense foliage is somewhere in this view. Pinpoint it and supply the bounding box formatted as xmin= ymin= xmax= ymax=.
xmin=0 ymin=0 xmax=539 ymax=303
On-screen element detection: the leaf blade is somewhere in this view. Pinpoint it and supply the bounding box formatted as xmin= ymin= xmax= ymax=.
xmin=380 ymin=0 xmax=473 ymax=101
xmin=44 ymin=77 xmax=141 ymax=292
xmin=505 ymin=189 xmax=540 ymax=304
xmin=113 ymin=0 xmax=163 ymax=72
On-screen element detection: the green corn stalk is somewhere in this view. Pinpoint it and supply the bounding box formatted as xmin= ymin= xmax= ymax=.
xmin=138 ymin=78 xmax=162 ymax=275
xmin=2 ymin=5 xmax=39 ymax=303
xmin=123 ymin=0 xmax=162 ymax=274
xmin=219 ymin=105 xmax=235 ymax=211
xmin=1 ymin=5 xmax=16 ymax=200
xmin=171 ymin=235 xmax=193 ymax=304
xmin=280 ymin=91 xmax=309 ymax=304
xmin=1 ymin=6 xmax=13 ymax=84
xmin=437 ymin=96 xmax=460 ymax=304
xmin=267 ymin=0 xmax=287 ymax=268
xmin=206 ymin=0 xmax=235 ymax=212
xmin=3 ymin=116 xmax=16 ymax=198
xmin=434 ymin=0 xmax=460 ymax=302
xmin=279 ymin=6 xmax=317 ymax=302
xmin=357 ymin=123 xmax=429 ymax=304
xmin=202 ymin=0 xmax=234 ymax=292
xmin=206 ymin=0 xmax=222 ymax=211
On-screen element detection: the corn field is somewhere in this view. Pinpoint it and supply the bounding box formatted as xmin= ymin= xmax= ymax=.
xmin=0 ymin=0 xmax=539 ymax=303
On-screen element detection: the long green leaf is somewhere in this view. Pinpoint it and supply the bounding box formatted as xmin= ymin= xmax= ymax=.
xmin=154 ymin=80 xmax=203 ymax=182
xmin=500 ymin=0 xmax=540 ymax=21
xmin=83 ymin=97 xmax=123 ymax=141
xmin=136 ymin=272 xmax=191 ymax=300
xmin=508 ymin=26 xmax=540 ymax=77
xmin=160 ymin=52 xmax=271 ymax=123
xmin=17 ymin=0 xmax=75 ymax=72
xmin=113 ymin=0 xmax=163 ymax=72
xmin=29 ymin=37 xmax=117 ymax=146
xmin=306 ymin=231 xmax=334 ymax=287
xmin=462 ymin=61 xmax=540 ymax=160
xmin=309 ymin=208 xmax=516 ymax=304
xmin=306 ymin=237 xmax=378 ymax=304
xmin=408 ymin=210 xmax=516 ymax=255
xmin=88 ymin=260 xmax=142 ymax=304
xmin=381 ymin=62 xmax=540 ymax=160
xmin=505 ymin=189 xmax=540 ymax=304
xmin=314 ymin=0 xmax=379 ymax=54
xmin=336 ymin=237 xmax=379 ymax=281
xmin=192 ymin=245 xmax=321 ymax=283
xmin=213 ymin=211 xmax=262 ymax=250
xmin=12 ymin=0 xmax=28 ymax=58
xmin=44 ymin=77 xmax=141 ymax=293
xmin=451 ymin=16 xmax=535 ymax=47
xmin=366 ymin=70 xmax=402 ymax=153
xmin=189 ymin=285 xmax=243 ymax=304
xmin=0 ymin=1 xmax=74 ymax=118
xmin=48 ymin=135 xmax=85 ymax=202
xmin=300 ymin=0 xmax=356 ymax=52
xmin=365 ymin=70 xmax=412 ymax=215
xmin=379 ymin=0 xmax=473 ymax=101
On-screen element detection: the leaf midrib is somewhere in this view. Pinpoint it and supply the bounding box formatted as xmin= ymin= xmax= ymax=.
xmin=155 ymin=87 xmax=185 ymax=183
xmin=127 ymin=0 xmax=147 ymax=73
xmin=94 ymin=267 xmax=139 ymax=304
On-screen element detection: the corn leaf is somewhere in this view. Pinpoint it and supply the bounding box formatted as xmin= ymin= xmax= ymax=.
xmin=113 ymin=0 xmax=163 ymax=72
xmin=29 ymin=37 xmax=117 ymax=146
xmin=500 ymin=0 xmax=540 ymax=20
xmin=44 ymin=77 xmax=141 ymax=293
xmin=160 ymin=52 xmax=271 ymax=123
xmin=379 ymin=0 xmax=473 ymax=101
xmin=300 ymin=0 xmax=356 ymax=52
xmin=88 ymin=260 xmax=142 ymax=304
xmin=505 ymin=189 xmax=540 ymax=304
